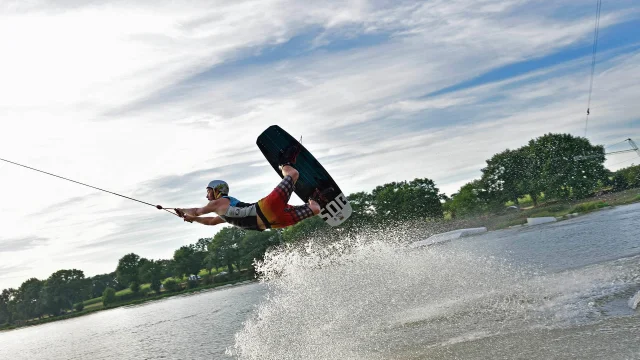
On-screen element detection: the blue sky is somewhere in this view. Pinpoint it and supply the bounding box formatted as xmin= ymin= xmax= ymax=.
xmin=0 ymin=0 xmax=639 ymax=289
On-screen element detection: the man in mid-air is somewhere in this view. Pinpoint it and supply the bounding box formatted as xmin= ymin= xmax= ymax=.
xmin=176 ymin=145 xmax=322 ymax=231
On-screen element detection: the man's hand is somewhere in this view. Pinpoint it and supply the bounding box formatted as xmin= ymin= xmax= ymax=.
xmin=175 ymin=209 xmax=194 ymax=222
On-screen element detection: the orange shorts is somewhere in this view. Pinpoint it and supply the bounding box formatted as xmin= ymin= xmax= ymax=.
xmin=257 ymin=176 xmax=315 ymax=229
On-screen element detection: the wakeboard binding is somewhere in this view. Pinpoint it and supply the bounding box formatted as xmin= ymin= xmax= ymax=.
xmin=310 ymin=187 xmax=334 ymax=207
xmin=278 ymin=142 xmax=302 ymax=169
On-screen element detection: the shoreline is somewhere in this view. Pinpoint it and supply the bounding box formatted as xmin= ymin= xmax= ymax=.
xmin=410 ymin=190 xmax=640 ymax=248
xmin=441 ymin=188 xmax=640 ymax=233
xmin=0 ymin=278 xmax=259 ymax=333
xmin=496 ymin=193 xmax=639 ymax=230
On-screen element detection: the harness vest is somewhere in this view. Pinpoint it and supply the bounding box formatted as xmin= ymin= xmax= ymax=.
xmin=218 ymin=196 xmax=269 ymax=231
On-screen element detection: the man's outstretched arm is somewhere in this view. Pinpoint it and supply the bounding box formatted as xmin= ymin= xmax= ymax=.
xmin=185 ymin=215 xmax=225 ymax=226
xmin=180 ymin=200 xmax=220 ymax=217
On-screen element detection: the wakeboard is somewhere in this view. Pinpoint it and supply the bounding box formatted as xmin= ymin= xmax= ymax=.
xmin=256 ymin=125 xmax=352 ymax=227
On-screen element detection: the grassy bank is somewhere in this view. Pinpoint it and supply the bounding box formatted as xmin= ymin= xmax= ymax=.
xmin=0 ymin=277 xmax=257 ymax=332
xmin=451 ymin=188 xmax=640 ymax=231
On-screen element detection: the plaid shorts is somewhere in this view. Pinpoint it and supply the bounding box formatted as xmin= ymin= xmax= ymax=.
xmin=257 ymin=176 xmax=315 ymax=228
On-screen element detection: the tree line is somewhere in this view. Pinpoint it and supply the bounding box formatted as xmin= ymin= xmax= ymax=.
xmin=0 ymin=227 xmax=284 ymax=326
xmin=443 ymin=133 xmax=637 ymax=217
xmin=610 ymin=162 xmax=640 ymax=191
xmin=1 ymin=132 xmax=638 ymax=327
xmin=279 ymin=133 xmax=635 ymax=237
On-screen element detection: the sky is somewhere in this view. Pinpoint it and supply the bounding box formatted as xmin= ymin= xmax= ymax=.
xmin=0 ymin=0 xmax=639 ymax=289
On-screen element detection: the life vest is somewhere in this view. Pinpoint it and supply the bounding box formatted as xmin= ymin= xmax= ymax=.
xmin=218 ymin=196 xmax=265 ymax=231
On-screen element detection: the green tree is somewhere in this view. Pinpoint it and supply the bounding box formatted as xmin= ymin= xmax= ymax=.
xmin=481 ymin=145 xmax=547 ymax=207
xmin=209 ymin=227 xmax=245 ymax=274
xmin=518 ymin=145 xmax=545 ymax=206
xmin=129 ymin=281 xmax=140 ymax=294
xmin=371 ymin=178 xmax=444 ymax=221
xmin=614 ymin=164 xmax=640 ymax=189
xmin=173 ymin=245 xmax=203 ymax=278
xmin=102 ymin=287 xmax=116 ymax=307
xmin=139 ymin=260 xmax=163 ymax=294
xmin=447 ymin=180 xmax=489 ymax=217
xmin=611 ymin=171 xmax=628 ymax=191
xmin=204 ymin=250 xmax=221 ymax=275
xmin=156 ymin=259 xmax=176 ymax=279
xmin=0 ymin=289 xmax=9 ymax=324
xmin=344 ymin=191 xmax=375 ymax=229
xmin=0 ymin=288 xmax=16 ymax=324
xmin=162 ymin=278 xmax=179 ymax=292
xmin=138 ymin=257 xmax=150 ymax=273
xmin=40 ymin=269 xmax=88 ymax=316
xmin=18 ymin=278 xmax=44 ymax=319
xmin=7 ymin=288 xmax=21 ymax=323
xmin=481 ymin=148 xmax=529 ymax=206
xmin=529 ymin=133 xmax=607 ymax=200
xmin=89 ymin=273 xmax=119 ymax=298
xmin=116 ymin=253 xmax=141 ymax=288
xmin=192 ymin=239 xmax=210 ymax=274
xmin=194 ymin=238 xmax=212 ymax=253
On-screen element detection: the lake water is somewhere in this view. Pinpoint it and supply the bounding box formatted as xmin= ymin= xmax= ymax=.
xmin=1 ymin=202 xmax=639 ymax=359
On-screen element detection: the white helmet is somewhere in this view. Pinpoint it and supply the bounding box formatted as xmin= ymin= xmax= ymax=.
xmin=207 ymin=180 xmax=229 ymax=195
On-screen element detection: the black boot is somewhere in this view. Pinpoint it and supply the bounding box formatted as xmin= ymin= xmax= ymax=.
xmin=279 ymin=143 xmax=302 ymax=169
xmin=310 ymin=187 xmax=334 ymax=207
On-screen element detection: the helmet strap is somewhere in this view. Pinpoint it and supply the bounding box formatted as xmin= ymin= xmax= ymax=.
xmin=216 ymin=190 xmax=228 ymax=200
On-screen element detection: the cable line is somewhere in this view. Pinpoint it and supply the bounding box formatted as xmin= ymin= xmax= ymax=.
xmin=0 ymin=156 xmax=179 ymax=216
xmin=584 ymin=0 xmax=602 ymax=137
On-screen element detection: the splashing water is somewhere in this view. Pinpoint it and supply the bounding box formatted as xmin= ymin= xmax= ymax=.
xmin=227 ymin=228 xmax=637 ymax=360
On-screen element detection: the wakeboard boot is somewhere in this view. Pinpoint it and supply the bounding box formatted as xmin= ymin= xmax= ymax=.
xmin=278 ymin=143 xmax=302 ymax=170
xmin=309 ymin=187 xmax=334 ymax=208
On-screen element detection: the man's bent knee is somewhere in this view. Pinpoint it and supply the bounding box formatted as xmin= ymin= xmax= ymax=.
xmin=282 ymin=165 xmax=299 ymax=183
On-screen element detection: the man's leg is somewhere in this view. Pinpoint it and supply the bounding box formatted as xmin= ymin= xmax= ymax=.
xmin=276 ymin=148 xmax=321 ymax=224
xmin=256 ymin=175 xmax=294 ymax=228
xmin=280 ymin=165 xmax=319 ymax=214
